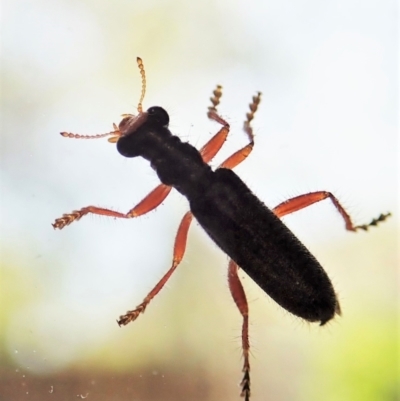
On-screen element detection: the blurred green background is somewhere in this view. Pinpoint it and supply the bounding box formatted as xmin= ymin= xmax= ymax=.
xmin=1 ymin=0 xmax=398 ymax=400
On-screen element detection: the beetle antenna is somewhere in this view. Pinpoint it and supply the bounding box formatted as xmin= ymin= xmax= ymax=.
xmin=60 ymin=128 xmax=119 ymax=140
xmin=136 ymin=57 xmax=146 ymax=113
xmin=59 ymin=58 xmax=146 ymax=141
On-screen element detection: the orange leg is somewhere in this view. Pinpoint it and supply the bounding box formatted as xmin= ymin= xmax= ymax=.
xmin=219 ymin=92 xmax=261 ymax=170
xmin=199 ymin=85 xmax=231 ymax=163
xmin=215 ymin=91 xmax=261 ymax=401
xmin=200 ymin=111 xmax=230 ymax=164
xmin=272 ymin=191 xmax=391 ymax=231
xmin=118 ymin=211 xmax=193 ymax=325
xmin=52 ymin=183 xmax=172 ymax=229
xmin=228 ymin=260 xmax=250 ymax=401
xmin=199 ymin=86 xmax=262 ymax=169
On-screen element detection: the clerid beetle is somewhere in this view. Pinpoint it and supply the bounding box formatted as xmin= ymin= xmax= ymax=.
xmin=53 ymin=57 xmax=390 ymax=401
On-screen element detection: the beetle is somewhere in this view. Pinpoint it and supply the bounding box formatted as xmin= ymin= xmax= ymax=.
xmin=53 ymin=57 xmax=390 ymax=401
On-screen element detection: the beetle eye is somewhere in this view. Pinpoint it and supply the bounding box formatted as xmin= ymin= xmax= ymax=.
xmin=147 ymin=106 xmax=170 ymax=126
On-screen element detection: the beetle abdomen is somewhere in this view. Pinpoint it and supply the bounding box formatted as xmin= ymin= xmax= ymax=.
xmin=190 ymin=168 xmax=340 ymax=325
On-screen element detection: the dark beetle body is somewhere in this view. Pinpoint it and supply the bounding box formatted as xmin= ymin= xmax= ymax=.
xmin=191 ymin=169 xmax=339 ymax=325
xmin=117 ymin=106 xmax=339 ymax=325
